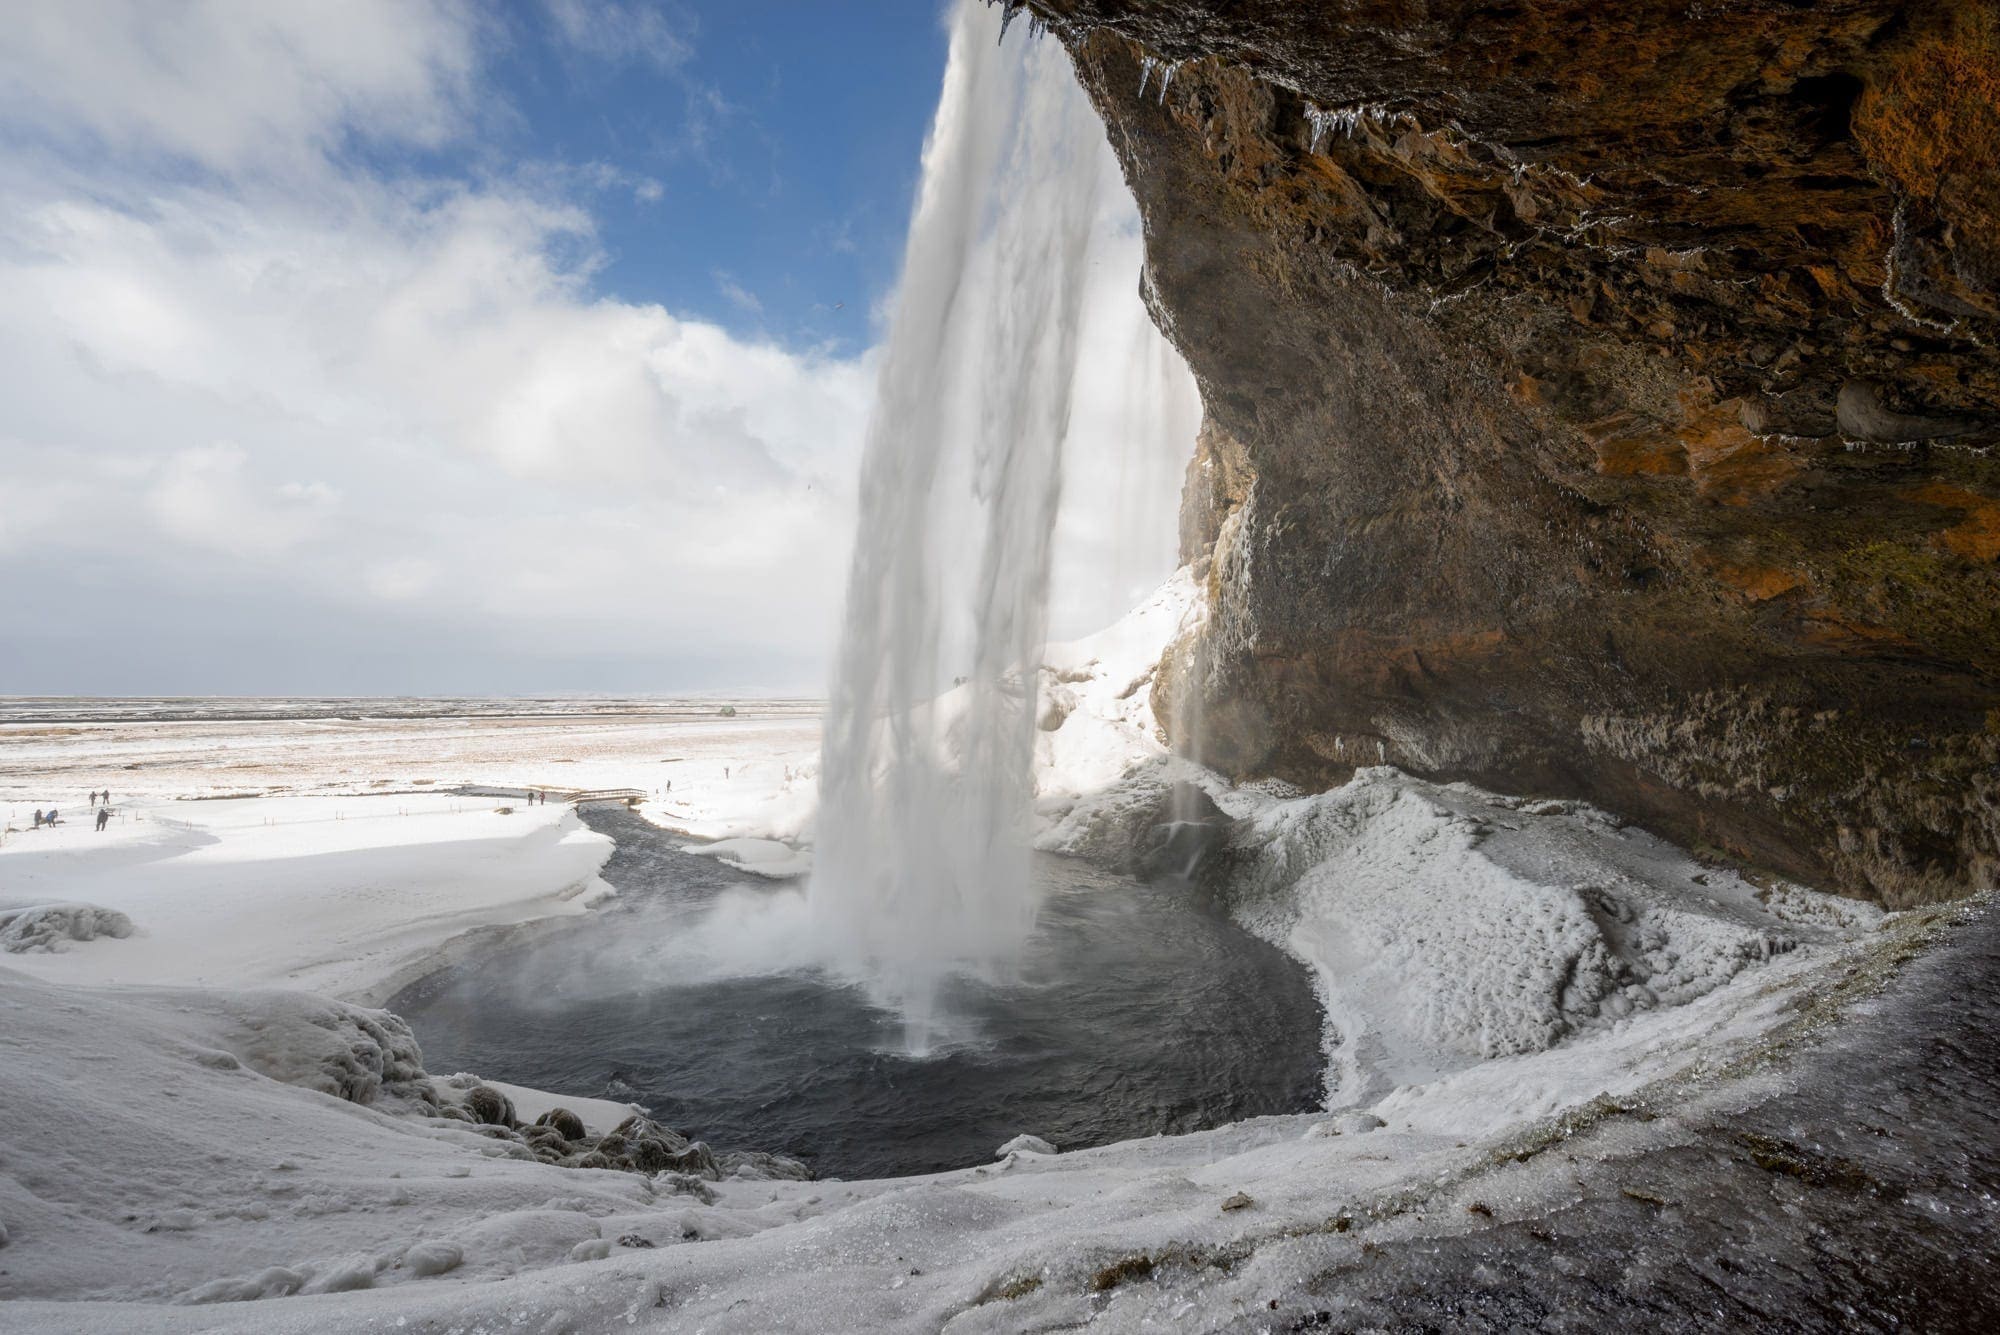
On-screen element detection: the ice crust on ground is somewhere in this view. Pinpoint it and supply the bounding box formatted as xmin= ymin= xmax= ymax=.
xmin=0 ymin=900 xmax=135 ymax=952
xmin=1223 ymin=768 xmax=1877 ymax=1102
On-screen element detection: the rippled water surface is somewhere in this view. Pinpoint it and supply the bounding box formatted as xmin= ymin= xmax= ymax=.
xmin=393 ymin=806 xmax=1323 ymax=1179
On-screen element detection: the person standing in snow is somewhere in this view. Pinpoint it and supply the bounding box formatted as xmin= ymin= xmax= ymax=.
xmin=32 ymin=809 xmax=44 ymax=828
xmin=46 ymin=807 xmax=59 ymax=825
xmin=95 ymin=806 xmax=110 ymax=832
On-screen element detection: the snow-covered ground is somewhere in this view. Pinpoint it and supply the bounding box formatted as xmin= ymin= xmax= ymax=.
xmin=0 ymin=585 xmax=1934 ymax=1331
xmin=0 ymin=794 xmax=614 ymax=1004
xmin=0 ymin=699 xmax=824 ymax=850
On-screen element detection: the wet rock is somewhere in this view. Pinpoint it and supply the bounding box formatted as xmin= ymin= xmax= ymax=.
xmin=534 ymin=1107 xmax=588 ymax=1142
xmin=653 ymin=1140 xmax=720 ymax=1178
xmin=660 ymin=1173 xmax=720 ymax=1205
xmin=1130 ymin=781 xmax=1234 ymax=880
xmin=716 ymin=1150 xmax=814 ymax=1181
xmin=463 ymin=1084 xmax=515 ymax=1128
xmin=1836 ymin=380 xmax=1986 ymax=443
xmin=1221 ymin=1191 xmax=1255 ymax=1212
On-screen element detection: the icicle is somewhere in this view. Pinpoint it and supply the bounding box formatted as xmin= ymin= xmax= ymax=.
xmin=1156 ymin=60 xmax=1180 ymax=104
xmin=1304 ymin=101 xmax=1396 ymax=153
xmin=1304 ymin=103 xmax=1337 ymax=154
xmin=1137 ymin=54 xmax=1160 ymax=100
xmin=998 ymin=0 xmax=1025 ymax=43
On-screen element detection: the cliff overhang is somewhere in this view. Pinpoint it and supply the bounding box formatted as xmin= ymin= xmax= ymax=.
xmin=1026 ymin=0 xmax=2000 ymax=905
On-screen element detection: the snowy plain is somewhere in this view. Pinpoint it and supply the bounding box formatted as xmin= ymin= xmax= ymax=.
xmin=0 ymin=581 xmax=1928 ymax=1331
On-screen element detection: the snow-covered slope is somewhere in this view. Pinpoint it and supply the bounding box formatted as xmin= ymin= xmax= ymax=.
xmin=1224 ymin=768 xmax=1882 ymax=1103
xmin=0 ymin=794 xmax=613 ymax=1004
xmin=1032 ymin=567 xmax=1199 ymax=805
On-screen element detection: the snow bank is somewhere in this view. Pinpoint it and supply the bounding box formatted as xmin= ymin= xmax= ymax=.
xmin=0 ymin=900 xmax=134 ymax=952
xmin=1032 ymin=568 xmax=1199 ymax=812
xmin=1226 ymin=766 xmax=1880 ymax=1102
xmin=0 ymin=794 xmax=614 ymax=1003
xmin=684 ymin=836 xmax=812 ymax=879
xmin=0 ymin=970 xmax=697 ymax=1305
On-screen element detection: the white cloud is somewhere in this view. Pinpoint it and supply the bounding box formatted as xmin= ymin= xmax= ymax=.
xmin=0 ymin=0 xmax=872 ymax=692
xmin=145 ymin=444 xmax=339 ymax=560
xmin=0 ymin=173 xmax=875 ymax=685
xmin=714 ymin=271 xmax=763 ymax=315
xmin=544 ymin=0 xmax=692 ymax=72
xmin=0 ymin=0 xmax=480 ymax=175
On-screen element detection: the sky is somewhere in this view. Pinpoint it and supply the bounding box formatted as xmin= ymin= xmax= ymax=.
xmin=0 ymin=0 xmax=1192 ymax=696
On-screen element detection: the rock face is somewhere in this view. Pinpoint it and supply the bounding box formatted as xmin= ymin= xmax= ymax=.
xmin=1030 ymin=0 xmax=2000 ymax=904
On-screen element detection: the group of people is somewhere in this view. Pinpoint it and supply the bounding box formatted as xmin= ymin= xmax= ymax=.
xmin=29 ymin=789 xmax=114 ymax=832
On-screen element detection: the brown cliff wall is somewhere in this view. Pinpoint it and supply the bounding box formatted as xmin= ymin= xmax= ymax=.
xmin=1028 ymin=0 xmax=2000 ymax=904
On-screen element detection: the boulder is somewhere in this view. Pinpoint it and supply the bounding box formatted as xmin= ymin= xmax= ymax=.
xmin=463 ymin=1084 xmax=516 ymax=1128
xmin=534 ymin=1107 xmax=588 ymax=1141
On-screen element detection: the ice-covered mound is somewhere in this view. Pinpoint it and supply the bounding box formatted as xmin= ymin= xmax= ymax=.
xmin=1035 ymin=754 xmax=1252 ymax=864
xmin=1226 ymin=767 xmax=1883 ymax=1103
xmin=0 ymin=900 xmax=135 ymax=953
xmin=162 ymin=989 xmax=432 ymax=1108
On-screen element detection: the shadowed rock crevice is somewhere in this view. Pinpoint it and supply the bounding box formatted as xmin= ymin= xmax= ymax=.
xmin=1023 ymin=0 xmax=2000 ymax=904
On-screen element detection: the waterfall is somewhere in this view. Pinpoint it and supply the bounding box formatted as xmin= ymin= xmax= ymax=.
xmin=811 ymin=0 xmax=1194 ymax=1050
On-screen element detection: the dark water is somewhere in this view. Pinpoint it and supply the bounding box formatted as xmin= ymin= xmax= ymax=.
xmin=392 ymin=805 xmax=1323 ymax=1180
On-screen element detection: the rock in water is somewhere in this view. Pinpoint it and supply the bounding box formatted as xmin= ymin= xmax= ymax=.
xmin=1130 ymin=780 xmax=1234 ymax=880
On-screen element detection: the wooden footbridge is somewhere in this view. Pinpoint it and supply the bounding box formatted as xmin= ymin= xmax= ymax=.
xmin=464 ymin=785 xmax=647 ymax=808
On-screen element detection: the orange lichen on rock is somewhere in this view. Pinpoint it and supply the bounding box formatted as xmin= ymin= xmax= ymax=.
xmin=1854 ymin=11 xmax=2000 ymax=203
xmin=1583 ymin=415 xmax=1689 ymax=477
xmin=1910 ymin=482 xmax=2000 ymax=562
xmin=1704 ymin=560 xmax=1808 ymax=604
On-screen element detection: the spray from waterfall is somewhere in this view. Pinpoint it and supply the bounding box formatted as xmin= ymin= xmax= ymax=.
xmin=810 ymin=0 xmax=1179 ymax=1050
